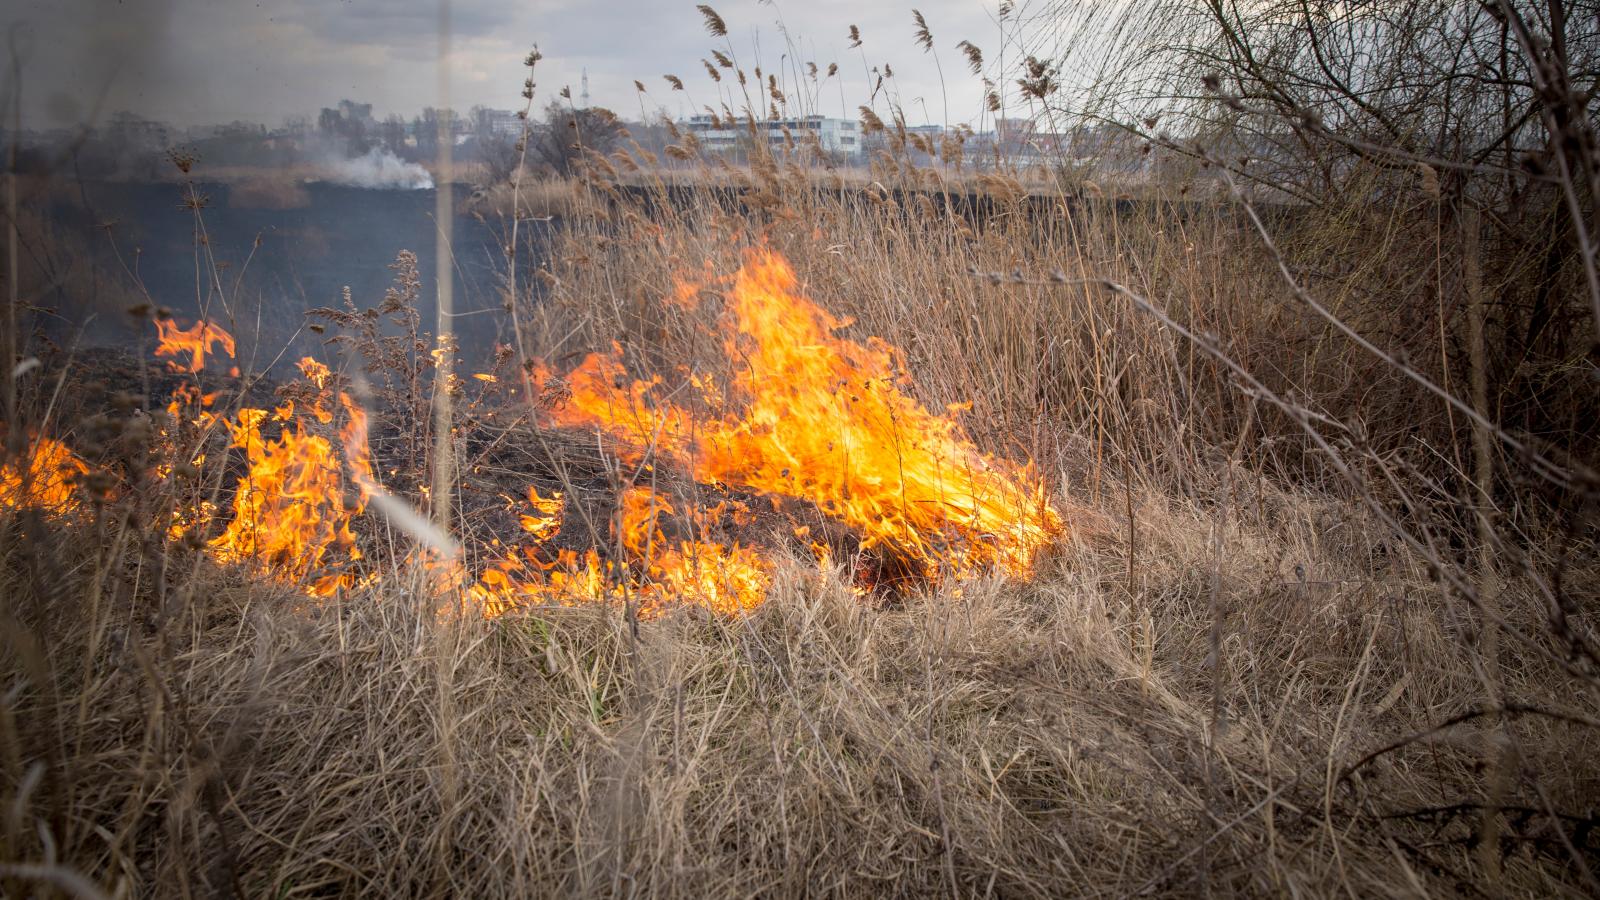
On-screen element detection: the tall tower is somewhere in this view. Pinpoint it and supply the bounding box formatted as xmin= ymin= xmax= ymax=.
xmin=581 ymin=69 xmax=591 ymax=109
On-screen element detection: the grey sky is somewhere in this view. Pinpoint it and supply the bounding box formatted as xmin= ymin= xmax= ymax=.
xmin=11 ymin=0 xmax=1029 ymax=129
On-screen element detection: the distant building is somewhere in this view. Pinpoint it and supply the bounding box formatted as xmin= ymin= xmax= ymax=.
xmin=903 ymin=123 xmax=948 ymax=159
xmin=992 ymin=116 xmax=1143 ymax=167
xmin=337 ymin=100 xmax=374 ymax=126
xmin=996 ymin=117 xmax=1036 ymax=144
xmin=680 ymin=114 xmax=862 ymax=159
xmin=473 ymin=107 xmax=525 ymax=140
xmin=318 ymin=100 xmax=376 ymax=140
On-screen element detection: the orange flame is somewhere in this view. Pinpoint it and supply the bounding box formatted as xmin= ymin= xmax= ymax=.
xmin=155 ymin=319 xmax=236 ymax=373
xmin=0 ymin=436 xmax=90 ymax=513
xmin=612 ymin=485 xmax=770 ymax=613
xmin=468 ymin=483 xmax=769 ymax=617
xmin=11 ymin=249 xmax=1062 ymax=617
xmin=539 ymin=248 xmax=1061 ymax=585
xmin=519 ymin=486 xmax=563 ymax=541
xmin=206 ymin=361 xmax=371 ymax=595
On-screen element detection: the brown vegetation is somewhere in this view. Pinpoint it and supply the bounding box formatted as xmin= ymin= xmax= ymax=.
xmin=3 ymin=1 xmax=1598 ymax=896
xmin=5 ymin=167 xmax=1595 ymax=896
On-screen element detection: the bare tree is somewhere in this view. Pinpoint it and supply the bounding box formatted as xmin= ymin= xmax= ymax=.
xmin=530 ymin=101 xmax=627 ymax=176
xmin=1030 ymin=0 xmax=1600 ymax=479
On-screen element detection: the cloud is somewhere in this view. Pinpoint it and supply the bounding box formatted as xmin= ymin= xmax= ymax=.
xmin=15 ymin=0 xmax=1003 ymax=129
xmin=275 ymin=0 xmax=521 ymax=51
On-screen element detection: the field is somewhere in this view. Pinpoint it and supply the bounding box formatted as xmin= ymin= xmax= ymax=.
xmin=0 ymin=167 xmax=1592 ymax=897
xmin=5 ymin=2 xmax=1600 ymax=897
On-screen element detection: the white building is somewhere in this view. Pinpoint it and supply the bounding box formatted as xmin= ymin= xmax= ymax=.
xmin=681 ymin=114 xmax=862 ymax=159
xmin=473 ymin=107 xmax=526 ymax=139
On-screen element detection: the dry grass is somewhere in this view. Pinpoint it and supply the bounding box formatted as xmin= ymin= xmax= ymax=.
xmin=466 ymin=177 xmax=581 ymax=221
xmin=5 ymin=124 xmax=1598 ymax=899
xmin=527 ymin=169 xmax=1501 ymax=505
xmin=9 ymin=471 xmax=1590 ymax=897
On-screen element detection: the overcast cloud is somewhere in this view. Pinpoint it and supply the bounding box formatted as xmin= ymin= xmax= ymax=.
xmin=10 ymin=0 xmax=1025 ymax=129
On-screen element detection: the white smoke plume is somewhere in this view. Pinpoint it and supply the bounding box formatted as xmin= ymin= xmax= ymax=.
xmin=318 ymin=147 xmax=434 ymax=190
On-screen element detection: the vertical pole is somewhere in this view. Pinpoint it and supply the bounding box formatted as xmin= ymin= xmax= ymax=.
xmin=5 ymin=47 xmax=19 ymax=432
xmin=431 ymin=2 xmax=455 ymax=535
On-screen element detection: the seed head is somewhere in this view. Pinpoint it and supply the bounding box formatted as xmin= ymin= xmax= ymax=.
xmin=697 ymin=5 xmax=728 ymax=37
xmin=956 ymin=40 xmax=983 ymax=74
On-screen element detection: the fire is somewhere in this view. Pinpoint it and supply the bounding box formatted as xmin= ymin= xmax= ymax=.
xmin=202 ymin=353 xmax=369 ymax=596
xmin=5 ymin=322 xmax=371 ymax=597
xmin=208 ymin=406 xmax=366 ymax=595
xmin=338 ymin=392 xmax=378 ymax=500
xmin=8 ymin=249 xmax=1063 ymax=616
xmin=155 ymin=318 xmax=236 ymax=373
xmin=0 ymin=436 xmax=90 ymax=513
xmin=538 ymin=248 xmax=1061 ymax=586
xmin=468 ymin=483 xmax=769 ymax=616
xmin=612 ymin=485 xmax=770 ymax=614
xmin=519 ymin=486 xmax=563 ymax=541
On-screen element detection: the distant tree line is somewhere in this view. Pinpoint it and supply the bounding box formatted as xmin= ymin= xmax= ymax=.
xmin=20 ymin=97 xmax=635 ymax=184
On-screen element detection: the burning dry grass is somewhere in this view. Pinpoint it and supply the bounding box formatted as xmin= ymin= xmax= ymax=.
xmin=12 ymin=243 xmax=1063 ymax=616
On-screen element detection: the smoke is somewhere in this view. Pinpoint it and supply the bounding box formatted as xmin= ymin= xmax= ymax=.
xmin=317 ymin=147 xmax=434 ymax=190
